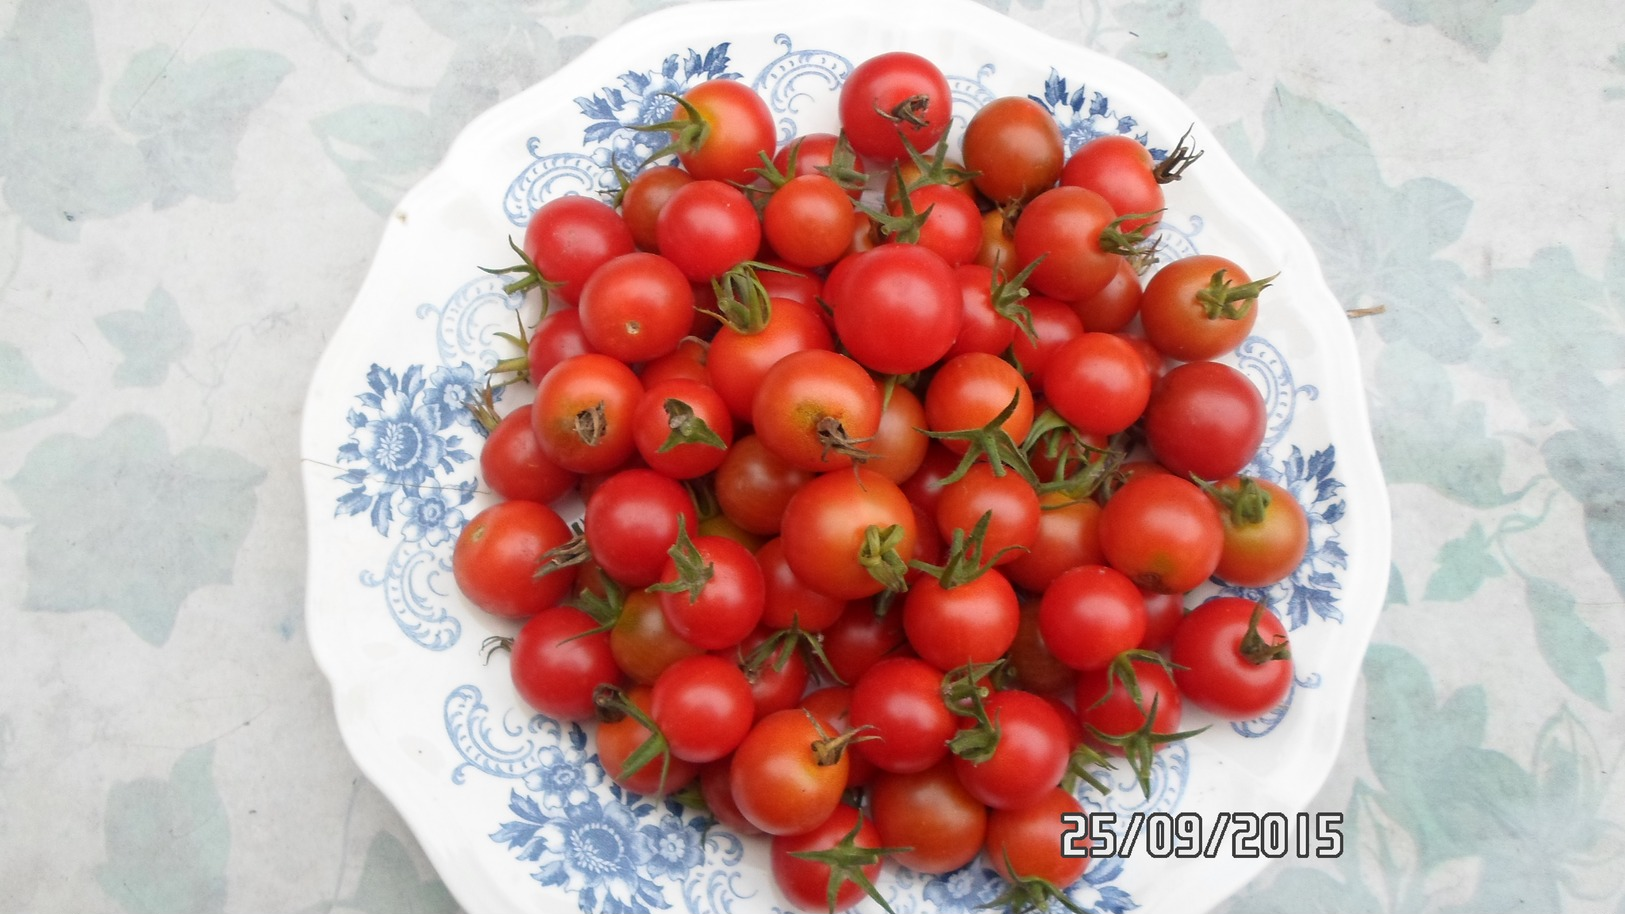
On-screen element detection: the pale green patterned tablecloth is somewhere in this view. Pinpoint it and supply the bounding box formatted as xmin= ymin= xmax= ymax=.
xmin=3 ymin=0 xmax=1623 ymax=912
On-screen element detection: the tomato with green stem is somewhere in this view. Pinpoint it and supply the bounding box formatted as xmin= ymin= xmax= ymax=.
xmin=631 ymin=378 xmax=734 ymax=480
xmin=1139 ymin=254 xmax=1274 ymax=361
xmin=731 ymin=708 xmax=862 ymax=836
xmin=779 ymin=467 xmax=919 ymax=601
xmin=647 ymin=78 xmax=777 ymax=185
xmin=771 ymin=805 xmax=901 ymax=914
xmin=650 ymin=525 xmax=764 ymax=651
xmin=1205 ymin=475 xmax=1310 ymax=588
xmin=1170 ymin=597 xmax=1294 ymax=720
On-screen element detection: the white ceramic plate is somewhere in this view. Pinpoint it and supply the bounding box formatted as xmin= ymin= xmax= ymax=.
xmin=301 ymin=2 xmax=1392 ymax=912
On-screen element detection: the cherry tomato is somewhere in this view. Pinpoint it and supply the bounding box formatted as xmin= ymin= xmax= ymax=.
xmin=837 ymin=51 xmax=952 ymax=163
xmin=530 ymin=353 xmax=643 ymax=475
xmin=520 ymin=194 xmax=636 ymax=307
xmin=576 ymin=251 xmax=695 ymax=363
xmin=1139 ymin=253 xmax=1267 ymax=361
xmin=1207 ymin=475 xmax=1311 ymax=587
xmin=892 ymin=182 xmax=983 ymax=267
xmin=655 ymin=531 xmax=765 ymax=651
xmin=631 ymin=378 xmax=734 ymax=480
xmin=1005 ymin=597 xmax=1077 ymax=695
xmin=951 ymin=689 xmax=1071 ymax=810
xmin=984 ymin=787 xmax=1089 ymax=891
xmin=1074 ymin=656 xmax=1184 ymax=749
xmin=864 ymin=383 xmax=931 ymax=485
xmin=526 ymin=305 xmax=592 ymax=380
xmin=778 ymin=468 xmax=918 ymax=602
xmin=764 ymin=174 xmax=857 ymax=269
xmin=1008 ymin=295 xmax=1082 ymax=393
xmin=961 ymin=95 xmax=1066 ymax=205
xmin=731 ymin=708 xmax=853 ymax=836
xmin=506 ymin=606 xmax=624 ymax=720
xmin=713 ymin=434 xmax=815 ymax=537
xmin=902 ymin=566 xmax=1021 ymax=672
xmin=1037 ymin=564 xmax=1148 ymax=671
xmin=752 ymin=349 xmax=883 ymax=473
xmin=664 ymin=78 xmax=777 ymax=185
xmin=933 ymin=462 xmax=1041 ymax=565
xmin=708 ymin=297 xmax=833 ymax=423
xmin=584 ymin=467 xmax=699 ymax=588
xmin=1061 ymin=134 xmax=1164 ymax=234
xmin=826 ymin=244 xmax=962 ymax=375
xmin=656 ymin=179 xmax=763 ymax=282
xmin=819 ymin=599 xmax=908 ymax=685
xmin=1013 ymin=185 xmax=1125 ymax=303
xmin=610 ymin=586 xmax=704 ymax=685
xmin=924 ymin=352 xmax=1034 ymax=455
xmin=619 ymin=164 xmax=693 ymax=252
xmin=597 ymin=685 xmax=699 ymax=797
xmin=849 ymin=656 xmax=956 ymax=775
xmin=1042 ymin=331 xmax=1153 ymax=437
xmin=1170 ymin=596 xmax=1293 ymax=720
xmin=699 ymin=755 xmax=764 ymax=836
xmin=1004 ymin=489 xmax=1105 ymax=593
xmin=1070 ymin=255 xmax=1144 ymax=332
xmin=869 ymin=758 xmax=987 ymax=874
xmin=1143 ymin=360 xmax=1267 ymax=481
xmin=756 ymin=537 xmax=848 ymax=633
xmin=1097 ymin=473 xmax=1225 ymax=594
xmin=478 ymin=403 xmax=577 ymax=505
xmin=770 ymin=805 xmax=890 ymax=913
xmin=452 ymin=500 xmax=577 ymax=619
xmin=650 ymin=653 xmax=756 ymax=763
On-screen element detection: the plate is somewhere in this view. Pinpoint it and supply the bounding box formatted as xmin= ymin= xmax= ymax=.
xmin=300 ymin=2 xmax=1392 ymax=912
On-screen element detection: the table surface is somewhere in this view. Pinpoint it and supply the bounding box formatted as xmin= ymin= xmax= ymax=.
xmin=4 ymin=1 xmax=1623 ymax=912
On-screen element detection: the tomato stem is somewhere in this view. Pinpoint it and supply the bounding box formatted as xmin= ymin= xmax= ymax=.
xmin=1152 ymin=124 xmax=1204 ymax=184
xmin=786 ymin=813 xmax=908 ymax=914
xmin=1196 ymin=474 xmax=1272 ymax=526
xmin=593 ymin=684 xmax=677 ymax=799
xmin=858 ymin=523 xmax=912 ymax=595
xmin=1195 ymin=268 xmax=1277 ymax=321
xmin=1086 ymin=693 xmax=1209 ymax=799
xmin=633 ymin=92 xmax=711 ymax=167
xmin=985 ymin=849 xmax=1090 ymax=914
xmin=658 ymin=398 xmax=728 ymax=453
xmin=816 ymin=131 xmax=870 ymax=195
xmin=478 ymin=235 xmax=564 ymax=312
xmin=918 ymin=389 xmax=1039 ymax=487
xmin=1239 ymin=601 xmax=1293 ymax=665
xmin=646 ymin=523 xmax=714 ymax=604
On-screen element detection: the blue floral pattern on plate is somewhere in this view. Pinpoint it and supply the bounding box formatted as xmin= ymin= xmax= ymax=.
xmin=330 ymin=25 xmax=1359 ymax=914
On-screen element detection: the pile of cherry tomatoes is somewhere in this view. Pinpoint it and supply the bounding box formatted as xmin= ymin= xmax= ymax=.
xmin=452 ymin=49 xmax=1310 ymax=914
